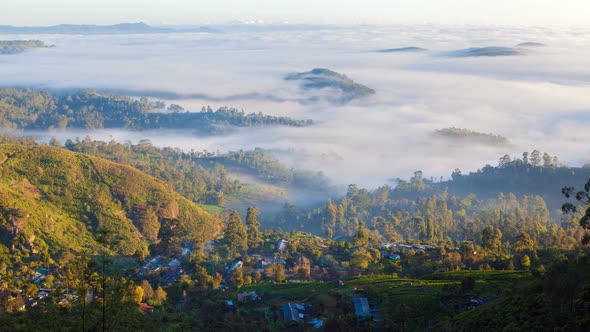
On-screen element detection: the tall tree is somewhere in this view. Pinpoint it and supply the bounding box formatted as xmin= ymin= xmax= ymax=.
xmin=224 ymin=211 xmax=248 ymax=257
xmin=562 ymin=178 xmax=590 ymax=244
xmin=246 ymin=207 xmax=261 ymax=250
xmin=353 ymin=221 xmax=370 ymax=248
xmin=530 ymin=150 xmax=541 ymax=167
xmin=543 ymin=152 xmax=552 ymax=168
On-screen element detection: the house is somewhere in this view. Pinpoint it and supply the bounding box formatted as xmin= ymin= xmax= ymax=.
xmin=283 ymin=302 xmax=311 ymax=323
xmin=168 ymin=259 xmax=181 ymax=268
xmin=276 ymin=239 xmax=289 ymax=252
xmin=353 ymin=297 xmax=370 ymax=317
xmin=138 ymin=302 xmax=154 ymax=313
xmin=223 ymin=260 xmax=244 ymax=280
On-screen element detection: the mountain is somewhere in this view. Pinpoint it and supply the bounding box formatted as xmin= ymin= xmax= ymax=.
xmin=0 ymin=22 xmax=218 ymax=35
xmin=517 ymin=42 xmax=546 ymax=47
xmin=445 ymin=46 xmax=524 ymax=57
xmin=434 ymin=127 xmax=510 ymax=146
xmin=0 ymin=144 xmax=221 ymax=262
xmin=376 ymin=46 xmax=428 ymax=53
xmin=0 ymin=40 xmax=52 ymax=55
xmin=285 ymin=68 xmax=375 ymax=103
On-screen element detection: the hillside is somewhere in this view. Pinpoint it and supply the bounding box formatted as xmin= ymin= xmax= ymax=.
xmin=0 ymin=144 xmax=221 ymax=264
xmin=0 ymin=88 xmax=310 ymax=132
xmin=0 ymin=40 xmax=52 ymax=55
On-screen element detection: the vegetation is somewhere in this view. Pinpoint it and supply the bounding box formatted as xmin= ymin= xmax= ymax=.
xmin=0 ymin=88 xmax=312 ymax=132
xmin=285 ymin=68 xmax=376 ymax=103
xmin=434 ymin=127 xmax=510 ymax=146
xmin=0 ymin=144 xmax=221 ymax=268
xmin=0 ymin=40 xmax=52 ymax=54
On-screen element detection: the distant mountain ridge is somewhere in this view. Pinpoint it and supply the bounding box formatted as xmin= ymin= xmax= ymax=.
xmin=0 ymin=22 xmax=218 ymax=35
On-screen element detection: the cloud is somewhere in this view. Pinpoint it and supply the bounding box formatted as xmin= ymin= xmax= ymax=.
xmin=1 ymin=24 xmax=590 ymax=190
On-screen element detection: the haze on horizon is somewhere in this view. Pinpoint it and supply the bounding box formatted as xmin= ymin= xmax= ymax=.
xmin=2 ymin=0 xmax=590 ymax=26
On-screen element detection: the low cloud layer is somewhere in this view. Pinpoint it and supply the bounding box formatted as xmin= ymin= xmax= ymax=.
xmin=2 ymin=24 xmax=590 ymax=189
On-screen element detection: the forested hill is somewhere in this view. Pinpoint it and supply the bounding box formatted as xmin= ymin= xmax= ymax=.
xmin=0 ymin=88 xmax=311 ymax=132
xmin=439 ymin=154 xmax=590 ymax=212
xmin=0 ymin=144 xmax=221 ymax=267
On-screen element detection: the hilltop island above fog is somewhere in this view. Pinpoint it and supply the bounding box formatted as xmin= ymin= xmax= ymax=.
xmin=0 ymin=22 xmax=218 ymax=35
xmin=434 ymin=127 xmax=510 ymax=146
xmin=445 ymin=46 xmax=524 ymax=57
xmin=285 ymin=68 xmax=375 ymax=103
xmin=517 ymin=42 xmax=546 ymax=47
xmin=0 ymin=40 xmax=53 ymax=54
xmin=376 ymin=46 xmax=428 ymax=53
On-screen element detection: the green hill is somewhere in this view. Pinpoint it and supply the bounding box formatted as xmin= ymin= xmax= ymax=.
xmin=0 ymin=144 xmax=221 ymax=264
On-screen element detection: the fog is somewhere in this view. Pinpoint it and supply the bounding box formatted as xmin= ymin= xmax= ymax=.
xmin=2 ymin=24 xmax=590 ymax=189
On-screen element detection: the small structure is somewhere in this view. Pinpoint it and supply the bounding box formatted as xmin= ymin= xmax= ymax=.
xmin=225 ymin=300 xmax=236 ymax=312
xmin=283 ymin=302 xmax=300 ymax=322
xmin=237 ymin=291 xmax=261 ymax=302
xmin=138 ymin=303 xmax=154 ymax=313
xmin=276 ymin=239 xmax=289 ymax=252
xmin=168 ymin=259 xmax=181 ymax=268
xmin=389 ymin=254 xmax=401 ymax=261
xmin=283 ymin=302 xmax=311 ymax=323
xmin=223 ymin=260 xmax=244 ymax=280
xmin=353 ymin=297 xmax=370 ymax=318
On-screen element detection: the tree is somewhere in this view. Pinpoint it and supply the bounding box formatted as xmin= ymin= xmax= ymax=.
xmin=246 ymin=207 xmax=261 ymax=250
xmin=562 ymin=178 xmax=590 ymax=244
xmin=522 ymin=152 xmax=529 ymax=164
xmin=193 ymin=265 xmax=213 ymax=291
xmin=543 ymin=152 xmax=552 ymax=168
xmin=353 ymin=222 xmax=370 ymax=248
xmin=350 ymin=249 xmax=372 ymax=272
xmin=224 ymin=211 xmax=248 ymax=257
xmin=530 ymin=150 xmax=541 ymax=167
xmin=153 ymin=286 xmax=167 ymax=305
xmin=521 ymin=255 xmax=531 ymax=270
xmin=499 ymin=154 xmax=512 ymax=167
xmin=481 ymin=225 xmax=502 ymax=253
xmin=158 ymin=218 xmax=183 ymax=256
xmin=140 ymin=280 xmax=154 ymax=302
xmin=230 ymin=267 xmax=244 ymax=288
xmin=133 ymin=286 xmax=144 ymax=304
xmin=325 ymin=227 xmax=334 ymax=239
xmin=265 ymin=264 xmax=286 ymax=283
xmin=426 ymin=218 xmax=435 ymax=242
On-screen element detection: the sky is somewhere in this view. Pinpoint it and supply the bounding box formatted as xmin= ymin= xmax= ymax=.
xmin=3 ymin=0 xmax=590 ymax=26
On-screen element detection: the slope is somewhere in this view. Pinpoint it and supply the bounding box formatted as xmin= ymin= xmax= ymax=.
xmin=0 ymin=144 xmax=221 ymax=263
